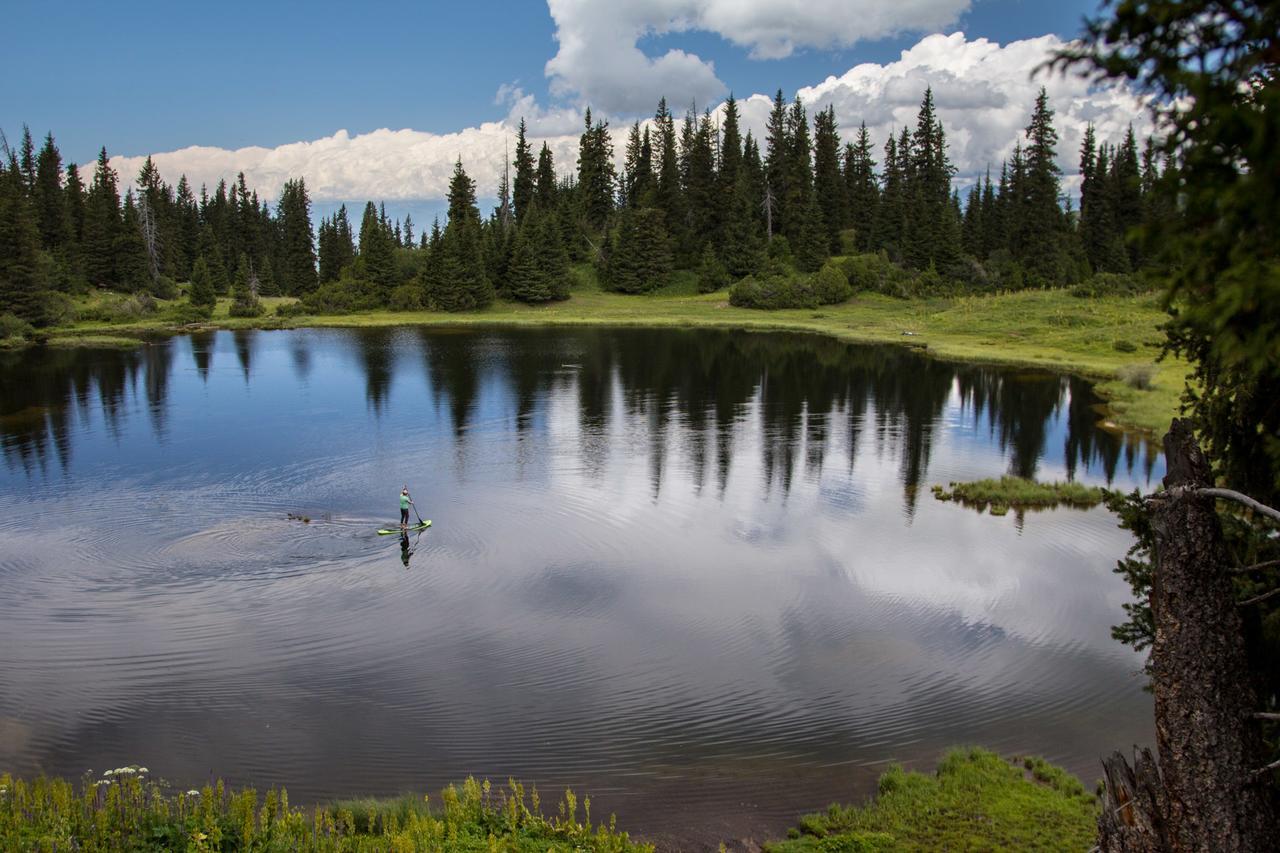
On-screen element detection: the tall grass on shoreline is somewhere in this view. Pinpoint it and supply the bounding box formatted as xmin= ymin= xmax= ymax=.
xmin=0 ymin=768 xmax=649 ymax=851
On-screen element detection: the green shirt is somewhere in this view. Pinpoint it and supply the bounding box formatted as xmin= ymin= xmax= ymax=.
xmin=400 ymin=493 xmax=411 ymax=510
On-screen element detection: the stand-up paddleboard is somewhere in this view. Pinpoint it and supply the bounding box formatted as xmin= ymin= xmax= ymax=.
xmin=378 ymin=520 xmax=432 ymax=535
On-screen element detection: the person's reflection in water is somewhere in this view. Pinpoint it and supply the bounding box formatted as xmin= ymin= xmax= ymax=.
xmin=399 ymin=531 xmax=413 ymax=568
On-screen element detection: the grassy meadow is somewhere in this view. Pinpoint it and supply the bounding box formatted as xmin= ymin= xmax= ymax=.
xmin=37 ymin=265 xmax=1184 ymax=437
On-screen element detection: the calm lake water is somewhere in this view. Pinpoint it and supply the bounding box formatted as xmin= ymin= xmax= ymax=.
xmin=0 ymin=327 xmax=1160 ymax=846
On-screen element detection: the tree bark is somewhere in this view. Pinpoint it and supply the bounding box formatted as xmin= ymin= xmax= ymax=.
xmin=1139 ymin=418 xmax=1279 ymax=849
xmin=1097 ymin=748 xmax=1168 ymax=852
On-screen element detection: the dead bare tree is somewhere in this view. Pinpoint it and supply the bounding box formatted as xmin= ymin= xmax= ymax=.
xmin=1097 ymin=419 xmax=1280 ymax=851
xmin=136 ymin=193 xmax=162 ymax=285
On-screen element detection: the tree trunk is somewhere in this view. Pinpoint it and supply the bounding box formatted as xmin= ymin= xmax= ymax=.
xmin=1134 ymin=418 xmax=1279 ymax=849
xmin=1097 ymin=748 xmax=1168 ymax=852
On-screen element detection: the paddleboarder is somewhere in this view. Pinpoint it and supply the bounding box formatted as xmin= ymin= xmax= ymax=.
xmin=399 ymin=486 xmax=415 ymax=529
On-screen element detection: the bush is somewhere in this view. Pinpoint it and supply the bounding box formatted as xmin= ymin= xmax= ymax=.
xmin=813 ymin=262 xmax=853 ymax=305
xmin=389 ymin=282 xmax=425 ymax=311
xmin=275 ymin=302 xmax=308 ymax=318
xmin=1113 ymin=338 xmax=1138 ymax=353
xmin=33 ymin=291 xmax=77 ymax=327
xmin=77 ymin=292 xmax=159 ymax=324
xmin=300 ymin=278 xmax=379 ymax=315
xmin=840 ymin=252 xmax=914 ymax=298
xmin=228 ymin=299 xmax=265 ymax=318
xmin=0 ymin=313 xmax=35 ymax=343
xmin=169 ymin=303 xmax=212 ymax=324
xmin=151 ymin=275 xmax=178 ymax=300
xmin=729 ymin=271 xmax=818 ymax=310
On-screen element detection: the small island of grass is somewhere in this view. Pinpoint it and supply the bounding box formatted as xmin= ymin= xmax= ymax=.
xmin=931 ymin=476 xmax=1106 ymax=516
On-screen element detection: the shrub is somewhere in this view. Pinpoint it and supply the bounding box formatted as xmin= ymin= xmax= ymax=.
xmin=813 ymin=262 xmax=853 ymax=305
xmin=78 ymin=292 xmax=159 ymax=323
xmin=1113 ymin=338 xmax=1138 ymax=353
xmin=33 ymin=291 xmax=77 ymax=327
xmin=169 ymin=303 xmax=212 ymax=324
xmin=151 ymin=275 xmax=178 ymax=300
xmin=275 ymin=302 xmax=308 ymax=318
xmin=985 ymin=249 xmax=1026 ymax=291
xmin=228 ymin=299 xmax=265 ymax=318
xmin=729 ymin=271 xmax=818 ymax=310
xmin=1118 ymin=363 xmax=1157 ymax=390
xmin=840 ymin=252 xmax=914 ymax=298
xmin=389 ymin=282 xmax=425 ymax=311
xmin=301 ymin=278 xmax=379 ymax=315
xmin=0 ymin=313 xmax=35 ymax=342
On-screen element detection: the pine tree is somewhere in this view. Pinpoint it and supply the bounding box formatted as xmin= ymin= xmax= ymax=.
xmin=812 ymin=105 xmax=845 ymax=254
xmin=622 ymin=121 xmax=654 ymax=208
xmin=1018 ymin=88 xmax=1067 ymax=285
xmin=358 ymin=200 xmax=395 ymax=299
xmin=195 ymin=225 xmax=230 ymax=295
xmin=793 ymin=191 xmax=829 ymax=273
xmin=843 ymin=123 xmax=879 ymax=252
xmin=230 ymin=252 xmax=264 ymax=316
xmin=576 ymin=108 xmax=616 ymax=233
xmin=652 ymin=98 xmax=685 ymax=256
xmin=507 ymin=205 xmax=569 ymax=302
xmin=604 ymin=207 xmax=672 ymax=293
xmin=696 ymin=241 xmax=730 ymax=293
xmin=764 ymin=90 xmax=792 ymax=239
xmin=0 ymin=154 xmax=43 ymax=322
xmin=681 ymin=110 xmax=717 ymax=263
xmin=33 ymin=133 xmax=68 ymax=251
xmin=116 ymin=191 xmax=152 ymax=292
xmin=276 ymin=178 xmax=316 ymax=294
xmin=1112 ymin=127 xmax=1143 ymax=267
xmin=426 ymin=159 xmax=492 ymax=311
xmin=81 ymin=148 xmax=120 ymax=287
xmin=187 ymin=255 xmax=216 ymax=311
xmin=173 ymin=175 xmax=199 ymax=280
xmin=18 ymin=126 xmax=36 ymax=193
xmin=783 ymin=97 xmax=815 ymax=247
xmin=534 ymin=143 xmax=557 ymax=209
xmin=1078 ymin=124 xmax=1102 ymax=271
xmin=873 ymin=133 xmax=905 ymax=258
xmin=512 ymin=118 xmax=536 ymax=223
xmin=64 ymin=163 xmax=85 ymax=246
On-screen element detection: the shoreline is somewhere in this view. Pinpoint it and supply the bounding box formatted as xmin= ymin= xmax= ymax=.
xmin=17 ymin=286 xmax=1183 ymax=437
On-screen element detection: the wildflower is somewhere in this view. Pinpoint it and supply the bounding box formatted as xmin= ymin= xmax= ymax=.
xmin=187 ymin=790 xmax=200 ymax=797
xmin=137 ymin=767 xmax=148 ymax=774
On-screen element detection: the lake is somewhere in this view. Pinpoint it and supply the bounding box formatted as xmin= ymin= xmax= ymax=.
xmin=0 ymin=326 xmax=1160 ymax=846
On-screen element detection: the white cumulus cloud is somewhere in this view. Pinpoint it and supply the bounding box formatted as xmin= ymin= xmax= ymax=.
xmin=783 ymin=32 xmax=1153 ymax=188
xmin=108 ymin=31 xmax=1151 ymax=206
xmin=543 ymin=0 xmax=971 ymax=114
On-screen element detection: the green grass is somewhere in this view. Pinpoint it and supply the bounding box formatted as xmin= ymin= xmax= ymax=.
xmin=764 ymin=748 xmax=1098 ymax=852
xmin=931 ymin=477 xmax=1107 ymax=516
xmin=0 ymin=770 xmax=650 ymax=852
xmin=43 ymin=266 xmax=1185 ymax=435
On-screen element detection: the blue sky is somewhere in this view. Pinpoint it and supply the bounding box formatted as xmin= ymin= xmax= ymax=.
xmin=3 ymin=0 xmax=1100 ymax=167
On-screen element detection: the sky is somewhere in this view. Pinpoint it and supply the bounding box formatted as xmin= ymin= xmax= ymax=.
xmin=1 ymin=0 xmax=1145 ymax=224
